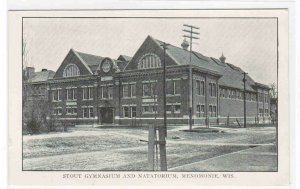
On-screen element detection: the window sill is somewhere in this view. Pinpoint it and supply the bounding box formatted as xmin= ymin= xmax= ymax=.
xmin=166 ymin=94 xmax=180 ymax=97
xmin=82 ymin=99 xmax=94 ymax=101
xmin=122 ymin=97 xmax=136 ymax=99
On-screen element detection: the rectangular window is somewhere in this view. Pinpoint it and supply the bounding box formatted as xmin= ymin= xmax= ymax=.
xmin=123 ymin=83 xmax=136 ymax=98
xmin=89 ymin=108 xmax=94 ymax=118
xmin=200 ymin=81 xmax=205 ymax=95
xmin=124 ymin=106 xmax=130 ymax=118
xmin=123 ymin=84 xmax=129 ymax=97
xmin=166 ymin=80 xmax=174 ymax=95
xmin=196 ymin=105 xmax=201 ymax=117
xmin=143 ymin=82 xmax=155 ymax=97
xmin=166 ymin=105 xmax=172 ymax=113
xmin=265 ymin=109 xmax=269 ymax=116
xmin=131 ymin=106 xmax=136 ymax=118
xmin=174 ymin=105 xmax=181 ymax=113
xmin=174 ymin=80 xmax=180 ymax=95
xmin=67 ymin=88 xmax=76 ymax=101
xmin=213 ymin=106 xmax=217 ymax=117
xmin=166 ymin=79 xmax=181 ymax=95
xmin=209 ymin=105 xmax=213 ymax=117
xmin=66 ymin=107 xmax=77 ymax=115
xmin=83 ymin=87 xmax=93 ymax=100
xmin=209 ymin=83 xmax=216 ymax=97
xmin=83 ymin=108 xmax=89 ymax=118
xmin=196 ymin=80 xmax=200 ymax=95
xmin=52 ymin=89 xmax=62 ymax=101
xmin=143 ymin=83 xmax=151 ymax=96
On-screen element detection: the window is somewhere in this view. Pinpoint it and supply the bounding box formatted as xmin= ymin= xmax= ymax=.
xmin=174 ymin=105 xmax=181 ymax=113
xmin=213 ymin=106 xmax=217 ymax=117
xmin=265 ymin=109 xmax=269 ymax=116
xmin=123 ymin=106 xmax=137 ymax=118
xmin=166 ymin=105 xmax=172 ymax=113
xmin=83 ymin=87 xmax=93 ymax=100
xmin=208 ymin=105 xmax=217 ymax=117
xmin=66 ymin=88 xmax=76 ymax=101
xmin=124 ymin=107 xmax=129 ymax=118
xmin=66 ymin=107 xmax=77 ymax=115
xmin=196 ymin=105 xmax=204 ymax=117
xmin=52 ymin=107 xmax=62 ymax=115
xmin=142 ymin=105 xmax=157 ymax=114
xmin=101 ymin=85 xmax=113 ymax=99
xmin=259 ymin=108 xmax=264 ymax=117
xmin=143 ymin=82 xmax=156 ymax=97
xmin=264 ymin=94 xmax=268 ymax=102
xmin=209 ymin=83 xmax=217 ymax=97
xmin=138 ymin=53 xmax=161 ymax=69
xmin=167 ymin=79 xmax=180 ymax=95
xmin=196 ymin=80 xmax=205 ymax=96
xmin=83 ymin=107 xmax=93 ymax=118
xmin=122 ymin=83 xmax=136 ymax=98
xmin=52 ymin=89 xmax=61 ymax=101
xmin=63 ymin=64 xmax=80 ymax=77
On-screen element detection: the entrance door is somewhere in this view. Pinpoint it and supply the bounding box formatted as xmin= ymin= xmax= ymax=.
xmin=99 ymin=107 xmax=114 ymax=124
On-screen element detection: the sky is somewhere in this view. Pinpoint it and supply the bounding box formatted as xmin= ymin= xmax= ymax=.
xmin=23 ymin=17 xmax=277 ymax=85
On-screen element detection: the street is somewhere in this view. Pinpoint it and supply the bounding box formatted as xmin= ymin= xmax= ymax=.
xmin=23 ymin=125 xmax=277 ymax=171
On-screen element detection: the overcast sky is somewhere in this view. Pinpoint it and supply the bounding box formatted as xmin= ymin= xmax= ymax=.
xmin=23 ymin=17 xmax=277 ymax=85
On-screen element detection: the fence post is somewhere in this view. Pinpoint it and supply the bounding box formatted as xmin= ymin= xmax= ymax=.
xmin=148 ymin=125 xmax=155 ymax=171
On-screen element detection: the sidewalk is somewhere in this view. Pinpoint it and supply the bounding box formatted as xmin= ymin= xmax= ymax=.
xmin=169 ymin=145 xmax=277 ymax=172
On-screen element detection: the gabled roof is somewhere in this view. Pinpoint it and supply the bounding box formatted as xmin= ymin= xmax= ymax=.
xmin=75 ymin=51 xmax=104 ymax=73
xmin=118 ymin=55 xmax=132 ymax=62
xmin=155 ymin=38 xmax=222 ymax=74
xmin=75 ymin=50 xmax=129 ymax=73
xmin=28 ymin=70 xmax=55 ymax=83
xmin=153 ymin=36 xmax=259 ymax=91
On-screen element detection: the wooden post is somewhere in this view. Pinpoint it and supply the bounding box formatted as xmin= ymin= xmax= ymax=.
xmin=148 ymin=125 xmax=156 ymax=171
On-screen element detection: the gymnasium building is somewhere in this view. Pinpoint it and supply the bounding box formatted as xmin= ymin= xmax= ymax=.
xmin=26 ymin=35 xmax=271 ymax=127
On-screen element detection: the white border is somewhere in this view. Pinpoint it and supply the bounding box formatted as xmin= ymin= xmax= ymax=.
xmin=3 ymin=0 xmax=299 ymax=189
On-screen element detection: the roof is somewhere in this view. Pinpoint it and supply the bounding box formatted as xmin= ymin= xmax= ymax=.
xmin=74 ymin=50 xmax=129 ymax=73
xmin=153 ymin=36 xmax=259 ymax=91
xmin=118 ymin=55 xmax=132 ymax=62
xmin=28 ymin=70 xmax=55 ymax=83
xmin=154 ymin=38 xmax=222 ymax=74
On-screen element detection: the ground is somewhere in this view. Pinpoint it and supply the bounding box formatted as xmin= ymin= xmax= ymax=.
xmin=23 ymin=125 xmax=277 ymax=171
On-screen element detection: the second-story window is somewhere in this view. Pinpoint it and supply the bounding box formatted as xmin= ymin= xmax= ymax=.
xmin=209 ymin=83 xmax=217 ymax=97
xmin=143 ymin=82 xmax=156 ymax=97
xmin=83 ymin=87 xmax=93 ymax=100
xmin=66 ymin=88 xmax=76 ymax=101
xmin=123 ymin=83 xmax=136 ymax=98
xmin=166 ymin=79 xmax=180 ymax=95
xmin=101 ymin=85 xmax=113 ymax=99
xmin=52 ymin=89 xmax=61 ymax=101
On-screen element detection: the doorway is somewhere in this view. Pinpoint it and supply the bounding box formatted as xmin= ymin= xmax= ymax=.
xmin=99 ymin=107 xmax=114 ymax=124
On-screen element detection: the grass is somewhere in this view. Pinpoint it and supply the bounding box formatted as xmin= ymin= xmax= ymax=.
xmin=23 ymin=126 xmax=277 ymax=171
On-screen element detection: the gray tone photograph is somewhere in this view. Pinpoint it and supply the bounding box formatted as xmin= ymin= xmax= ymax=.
xmin=22 ymin=16 xmax=278 ymax=171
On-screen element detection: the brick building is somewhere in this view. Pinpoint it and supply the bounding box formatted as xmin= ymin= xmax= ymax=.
xmin=44 ymin=35 xmax=270 ymax=127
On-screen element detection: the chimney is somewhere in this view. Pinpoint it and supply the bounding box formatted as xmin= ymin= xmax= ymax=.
xmin=219 ymin=53 xmax=226 ymax=63
xmin=181 ymin=38 xmax=189 ymax=51
xmin=42 ymin=68 xmax=47 ymax=72
xmin=26 ymin=67 xmax=35 ymax=78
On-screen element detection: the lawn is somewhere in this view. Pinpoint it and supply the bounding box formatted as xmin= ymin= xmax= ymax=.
xmin=23 ymin=126 xmax=277 ymax=171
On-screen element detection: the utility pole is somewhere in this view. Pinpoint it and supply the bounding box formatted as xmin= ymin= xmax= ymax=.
xmin=183 ymin=24 xmax=199 ymax=130
xmin=243 ymin=72 xmax=247 ymax=128
xmin=159 ymin=42 xmax=169 ymax=171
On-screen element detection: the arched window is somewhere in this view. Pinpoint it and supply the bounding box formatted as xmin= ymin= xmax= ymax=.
xmin=138 ymin=53 xmax=161 ymax=69
xmin=63 ymin=64 xmax=80 ymax=77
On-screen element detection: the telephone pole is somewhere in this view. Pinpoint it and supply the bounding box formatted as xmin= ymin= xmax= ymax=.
xmin=159 ymin=42 xmax=169 ymax=171
xmin=183 ymin=24 xmax=199 ymax=130
xmin=243 ymin=72 xmax=248 ymax=128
